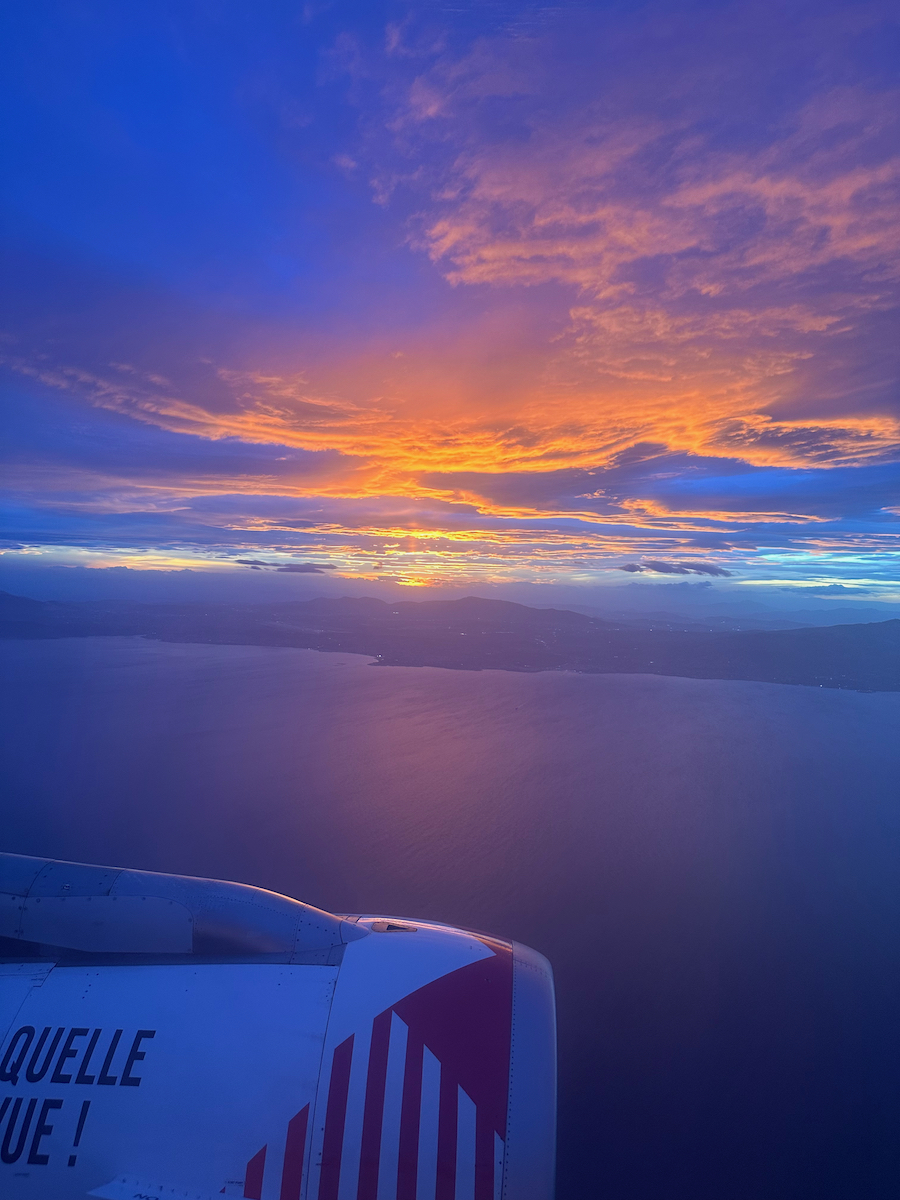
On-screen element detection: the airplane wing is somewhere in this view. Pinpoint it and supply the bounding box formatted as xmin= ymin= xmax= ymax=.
xmin=89 ymin=1176 xmax=222 ymax=1199
xmin=0 ymin=853 xmax=555 ymax=1199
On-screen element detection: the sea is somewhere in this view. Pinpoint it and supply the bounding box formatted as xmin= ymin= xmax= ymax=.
xmin=2 ymin=636 xmax=900 ymax=1200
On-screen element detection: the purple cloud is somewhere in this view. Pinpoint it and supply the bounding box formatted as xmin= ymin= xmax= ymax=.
xmin=620 ymin=561 xmax=732 ymax=577
xmin=235 ymin=559 xmax=336 ymax=573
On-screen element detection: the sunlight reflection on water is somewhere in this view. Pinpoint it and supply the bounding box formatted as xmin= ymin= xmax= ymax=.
xmin=3 ymin=637 xmax=900 ymax=1199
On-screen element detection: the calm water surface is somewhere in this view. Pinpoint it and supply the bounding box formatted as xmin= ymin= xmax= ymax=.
xmin=3 ymin=637 xmax=900 ymax=1200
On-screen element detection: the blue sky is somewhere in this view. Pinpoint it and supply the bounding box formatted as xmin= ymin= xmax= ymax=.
xmin=2 ymin=0 xmax=898 ymax=610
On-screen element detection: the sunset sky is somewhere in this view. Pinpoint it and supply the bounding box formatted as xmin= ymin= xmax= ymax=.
xmin=2 ymin=0 xmax=898 ymax=607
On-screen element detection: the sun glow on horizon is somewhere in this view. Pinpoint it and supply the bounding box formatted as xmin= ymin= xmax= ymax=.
xmin=1 ymin=1 xmax=898 ymax=598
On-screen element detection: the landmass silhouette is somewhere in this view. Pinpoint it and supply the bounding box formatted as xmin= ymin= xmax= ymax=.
xmin=1 ymin=591 xmax=897 ymax=692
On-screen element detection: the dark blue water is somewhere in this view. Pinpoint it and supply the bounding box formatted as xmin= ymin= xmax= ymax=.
xmin=3 ymin=637 xmax=900 ymax=1199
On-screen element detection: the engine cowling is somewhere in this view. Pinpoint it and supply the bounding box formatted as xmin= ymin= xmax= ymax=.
xmin=0 ymin=853 xmax=556 ymax=1199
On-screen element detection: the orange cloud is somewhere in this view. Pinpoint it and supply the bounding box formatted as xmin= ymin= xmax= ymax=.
xmin=15 ymin=78 xmax=894 ymax=501
xmin=4 ymin=6 xmax=898 ymax=589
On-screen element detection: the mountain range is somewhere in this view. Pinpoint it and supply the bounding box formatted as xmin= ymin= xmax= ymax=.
xmin=1 ymin=591 xmax=897 ymax=691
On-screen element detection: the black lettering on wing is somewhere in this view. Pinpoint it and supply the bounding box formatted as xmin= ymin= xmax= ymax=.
xmin=0 ymin=1097 xmax=37 ymax=1163
xmin=120 ymin=1030 xmax=155 ymax=1087
xmin=51 ymin=1029 xmax=88 ymax=1085
xmin=0 ymin=1028 xmax=34 ymax=1087
xmin=97 ymin=1029 xmax=123 ymax=1086
xmin=75 ymin=1029 xmax=102 ymax=1085
xmin=27 ymin=1098 xmax=62 ymax=1166
xmin=25 ymin=1027 xmax=64 ymax=1083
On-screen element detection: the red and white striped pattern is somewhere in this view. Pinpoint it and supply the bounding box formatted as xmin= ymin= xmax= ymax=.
xmin=244 ymin=947 xmax=513 ymax=1200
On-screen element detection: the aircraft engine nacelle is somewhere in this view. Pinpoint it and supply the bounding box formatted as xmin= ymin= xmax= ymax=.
xmin=0 ymin=853 xmax=556 ymax=1200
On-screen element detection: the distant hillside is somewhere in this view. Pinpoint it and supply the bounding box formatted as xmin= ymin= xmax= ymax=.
xmin=1 ymin=591 xmax=898 ymax=691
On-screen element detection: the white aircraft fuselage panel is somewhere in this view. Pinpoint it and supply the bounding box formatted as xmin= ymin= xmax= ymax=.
xmin=0 ymin=856 xmax=556 ymax=1200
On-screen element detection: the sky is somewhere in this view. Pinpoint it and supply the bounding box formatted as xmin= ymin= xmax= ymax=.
xmin=2 ymin=0 xmax=899 ymax=612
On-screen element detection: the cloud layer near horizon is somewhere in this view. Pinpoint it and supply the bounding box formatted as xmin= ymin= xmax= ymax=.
xmin=1 ymin=0 xmax=898 ymax=595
